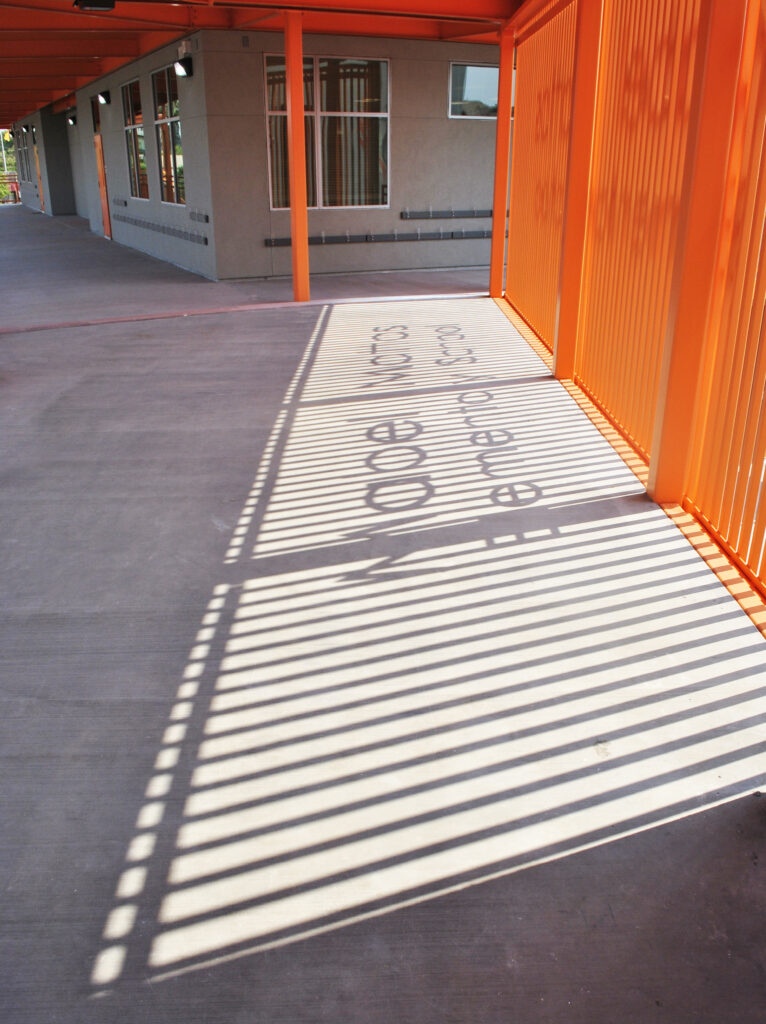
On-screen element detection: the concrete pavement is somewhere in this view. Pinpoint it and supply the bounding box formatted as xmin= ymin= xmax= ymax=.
xmin=2 ymin=206 xmax=766 ymax=1024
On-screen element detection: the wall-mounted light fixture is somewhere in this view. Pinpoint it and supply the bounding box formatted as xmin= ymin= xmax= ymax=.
xmin=67 ymin=113 xmax=77 ymax=127
xmin=22 ymin=124 xmax=30 ymax=133
xmin=174 ymin=56 xmax=194 ymax=78
xmin=98 ymin=90 xmax=111 ymax=105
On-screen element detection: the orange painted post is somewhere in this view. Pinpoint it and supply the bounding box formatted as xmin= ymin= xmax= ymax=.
xmin=489 ymin=24 xmax=514 ymax=298
xmin=93 ymin=133 xmax=112 ymax=239
xmin=33 ymin=141 xmax=45 ymax=213
xmin=553 ymin=0 xmax=603 ymax=380
xmin=647 ymin=0 xmax=752 ymax=503
xmin=284 ymin=10 xmax=310 ymax=303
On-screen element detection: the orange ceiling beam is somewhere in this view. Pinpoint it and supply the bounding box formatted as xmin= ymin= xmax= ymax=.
xmin=0 ymin=0 xmax=230 ymax=30
xmin=1 ymin=78 xmax=86 ymax=90
xmin=1 ymin=61 xmax=108 ymax=76
xmin=0 ymin=0 xmax=518 ymax=126
xmin=0 ymin=36 xmax=142 ymax=57
xmin=1 ymin=90 xmax=57 ymax=104
xmin=214 ymin=0 xmax=510 ymax=19
xmin=246 ymin=11 xmax=502 ymax=40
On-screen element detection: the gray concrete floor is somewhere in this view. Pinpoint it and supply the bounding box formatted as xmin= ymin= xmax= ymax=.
xmin=2 ymin=206 xmax=766 ymax=1023
xmin=0 ymin=206 xmax=488 ymax=332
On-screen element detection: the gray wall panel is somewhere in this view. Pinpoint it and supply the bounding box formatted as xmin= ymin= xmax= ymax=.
xmin=66 ymin=114 xmax=91 ymax=221
xmin=207 ymin=30 xmax=498 ymax=279
xmin=207 ymin=114 xmax=273 ymax=279
xmin=40 ymin=109 xmax=76 ymax=215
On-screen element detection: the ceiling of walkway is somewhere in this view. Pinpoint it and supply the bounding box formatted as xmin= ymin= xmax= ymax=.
xmin=0 ymin=0 xmax=523 ymax=127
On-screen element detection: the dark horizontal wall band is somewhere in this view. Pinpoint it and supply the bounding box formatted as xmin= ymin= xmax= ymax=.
xmin=112 ymin=213 xmax=208 ymax=245
xmin=400 ymin=208 xmax=492 ymax=219
xmin=112 ymin=199 xmax=209 ymax=224
xmin=265 ymin=228 xmax=492 ymax=248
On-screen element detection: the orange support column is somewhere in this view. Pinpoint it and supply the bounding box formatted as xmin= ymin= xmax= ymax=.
xmin=93 ymin=134 xmax=112 ymax=240
xmin=489 ymin=24 xmax=514 ymax=298
xmin=33 ymin=141 xmax=45 ymax=214
xmin=553 ymin=0 xmax=603 ymax=380
xmin=285 ymin=11 xmax=310 ymax=303
xmin=648 ymin=0 xmax=752 ymax=503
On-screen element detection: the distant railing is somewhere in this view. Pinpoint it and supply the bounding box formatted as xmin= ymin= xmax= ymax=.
xmin=1 ymin=172 xmax=20 ymax=203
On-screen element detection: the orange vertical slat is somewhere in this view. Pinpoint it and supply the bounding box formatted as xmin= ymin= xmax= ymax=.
xmin=285 ymin=11 xmax=310 ymax=303
xmin=33 ymin=141 xmax=45 ymax=213
xmin=683 ymin=0 xmax=766 ymax=592
xmin=489 ymin=25 xmax=515 ymax=297
xmin=575 ymin=0 xmax=704 ymax=458
xmin=505 ymin=0 xmax=577 ymax=349
xmin=93 ymin=133 xmax=112 ymax=240
xmin=553 ymin=0 xmax=603 ymax=379
xmin=507 ymin=0 xmax=766 ymax=600
xmin=648 ymin=0 xmax=752 ymax=503
xmin=686 ymin=0 xmax=760 ymax=503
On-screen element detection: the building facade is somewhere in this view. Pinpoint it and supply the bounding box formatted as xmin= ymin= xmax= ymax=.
xmin=12 ymin=31 xmax=500 ymax=281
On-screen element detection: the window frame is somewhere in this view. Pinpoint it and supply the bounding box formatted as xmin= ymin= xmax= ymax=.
xmin=448 ymin=62 xmax=500 ymax=120
xmin=121 ymin=78 xmax=150 ymax=200
xmin=90 ymin=96 xmax=102 ymax=134
xmin=152 ymin=64 xmax=186 ymax=206
xmin=16 ymin=128 xmax=31 ymax=182
xmin=265 ymin=53 xmax=391 ymax=212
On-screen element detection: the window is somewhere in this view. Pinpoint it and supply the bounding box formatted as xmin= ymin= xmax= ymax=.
xmin=16 ymin=128 xmax=31 ymax=181
xmin=13 ymin=132 xmax=21 ymax=181
xmin=266 ymin=55 xmax=389 ymax=209
xmin=153 ymin=66 xmax=185 ymax=204
xmin=122 ymin=80 xmax=149 ymax=199
xmin=449 ymin=64 xmax=499 ymax=118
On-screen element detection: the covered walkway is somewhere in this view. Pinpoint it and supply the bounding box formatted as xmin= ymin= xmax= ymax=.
xmin=2 ymin=207 xmax=766 ymax=1022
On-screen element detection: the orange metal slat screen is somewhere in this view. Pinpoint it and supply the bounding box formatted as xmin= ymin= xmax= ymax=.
xmin=686 ymin=6 xmax=766 ymax=590
xmin=505 ymin=0 xmax=577 ymax=350
xmin=575 ymin=0 xmax=703 ymax=459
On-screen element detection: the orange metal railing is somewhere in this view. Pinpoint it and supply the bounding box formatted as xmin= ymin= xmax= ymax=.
xmin=502 ymin=0 xmax=766 ymax=598
xmin=685 ymin=3 xmax=766 ymax=591
xmin=574 ymin=0 xmax=703 ymax=459
xmin=505 ymin=0 xmax=577 ymax=349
